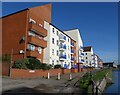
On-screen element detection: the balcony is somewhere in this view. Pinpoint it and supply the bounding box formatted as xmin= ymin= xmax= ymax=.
xmin=29 ymin=22 xmax=47 ymax=37
xmin=59 ymin=44 xmax=66 ymax=51
xmin=26 ymin=50 xmax=39 ymax=58
xmin=27 ymin=36 xmax=47 ymax=48
xmin=71 ymin=57 xmax=74 ymax=62
xmin=59 ymin=55 xmax=66 ymax=61
xmin=81 ymin=59 xmax=84 ymax=62
xmin=71 ymin=50 xmax=74 ymax=54
xmin=81 ymin=53 xmax=84 ymax=56
xmin=80 ymin=46 xmax=84 ymax=50
xmin=71 ymin=42 xmax=74 ymax=47
xmin=59 ymin=35 xmax=66 ymax=42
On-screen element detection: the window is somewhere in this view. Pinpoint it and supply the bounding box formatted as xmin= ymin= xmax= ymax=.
xmin=52 ymin=60 xmax=54 ymax=66
xmin=68 ymin=46 xmax=69 ymax=50
xmin=29 ymin=18 xmax=36 ymax=24
xmin=28 ymin=31 xmax=35 ymax=36
xmin=52 ymin=49 xmax=54 ymax=55
xmin=52 ymin=28 xmax=55 ymax=33
xmin=68 ymin=54 xmax=70 ymax=58
xmin=38 ymin=47 xmax=42 ymax=54
xmin=38 ymin=24 xmax=43 ymax=27
xmin=56 ymin=60 xmax=59 ymax=64
xmin=86 ymin=57 xmax=87 ymax=59
xmin=86 ymin=53 xmax=87 ymax=55
xmin=28 ymin=44 xmax=35 ymax=51
xmin=57 ymin=50 xmax=59 ymax=56
xmin=52 ymin=38 xmax=54 ymax=44
xmin=68 ymin=38 xmax=69 ymax=42
xmin=57 ymin=40 xmax=59 ymax=45
xmin=57 ymin=31 xmax=59 ymax=36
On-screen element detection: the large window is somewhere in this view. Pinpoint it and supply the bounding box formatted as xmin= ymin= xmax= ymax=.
xmin=52 ymin=60 xmax=54 ymax=66
xmin=57 ymin=31 xmax=59 ymax=36
xmin=52 ymin=28 xmax=55 ymax=34
xmin=57 ymin=40 xmax=59 ymax=45
xmin=29 ymin=18 xmax=36 ymax=24
xmin=57 ymin=50 xmax=59 ymax=56
xmin=52 ymin=38 xmax=54 ymax=44
xmin=28 ymin=44 xmax=35 ymax=51
xmin=52 ymin=49 xmax=54 ymax=55
xmin=38 ymin=47 xmax=42 ymax=54
xmin=28 ymin=31 xmax=35 ymax=36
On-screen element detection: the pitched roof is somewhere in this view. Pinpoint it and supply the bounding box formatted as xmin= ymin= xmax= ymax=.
xmin=83 ymin=46 xmax=92 ymax=52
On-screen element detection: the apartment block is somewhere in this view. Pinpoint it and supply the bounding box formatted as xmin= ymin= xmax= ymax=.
xmin=64 ymin=29 xmax=84 ymax=64
xmin=83 ymin=46 xmax=95 ymax=67
xmin=2 ymin=4 xmax=51 ymax=63
xmin=44 ymin=22 xmax=77 ymax=69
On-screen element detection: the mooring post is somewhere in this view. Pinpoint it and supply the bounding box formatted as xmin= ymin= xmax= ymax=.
xmin=69 ymin=73 xmax=72 ymax=80
xmin=47 ymin=72 xmax=50 ymax=79
xmin=57 ymin=73 xmax=60 ymax=80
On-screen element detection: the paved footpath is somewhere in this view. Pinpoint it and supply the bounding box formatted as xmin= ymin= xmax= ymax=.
xmin=1 ymin=69 xmax=100 ymax=94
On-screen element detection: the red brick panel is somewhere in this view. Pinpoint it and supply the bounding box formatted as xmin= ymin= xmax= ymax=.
xmin=2 ymin=62 xmax=10 ymax=76
xmin=62 ymin=69 xmax=71 ymax=74
xmin=10 ymin=69 xmax=62 ymax=78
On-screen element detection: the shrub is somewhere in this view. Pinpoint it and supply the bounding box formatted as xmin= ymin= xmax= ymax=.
xmin=54 ymin=64 xmax=62 ymax=69
xmin=12 ymin=58 xmax=29 ymax=69
xmin=26 ymin=58 xmax=41 ymax=70
xmin=12 ymin=58 xmax=52 ymax=70
xmin=41 ymin=63 xmax=51 ymax=70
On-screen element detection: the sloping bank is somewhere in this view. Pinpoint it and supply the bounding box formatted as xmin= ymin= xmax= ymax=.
xmin=79 ymin=69 xmax=113 ymax=94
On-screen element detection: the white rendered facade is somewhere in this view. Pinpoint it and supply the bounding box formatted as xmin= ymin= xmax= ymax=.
xmin=64 ymin=29 xmax=84 ymax=64
xmin=44 ymin=21 xmax=72 ymax=69
xmin=93 ymin=54 xmax=99 ymax=68
xmin=83 ymin=47 xmax=95 ymax=67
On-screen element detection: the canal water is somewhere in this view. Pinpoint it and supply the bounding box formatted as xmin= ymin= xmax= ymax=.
xmin=104 ymin=70 xmax=120 ymax=94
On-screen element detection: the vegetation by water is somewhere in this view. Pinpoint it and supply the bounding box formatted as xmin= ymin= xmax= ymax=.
xmin=79 ymin=69 xmax=112 ymax=93
xmin=93 ymin=69 xmax=112 ymax=81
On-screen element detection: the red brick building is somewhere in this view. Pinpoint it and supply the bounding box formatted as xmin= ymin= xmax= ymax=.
xmin=1 ymin=4 xmax=51 ymax=63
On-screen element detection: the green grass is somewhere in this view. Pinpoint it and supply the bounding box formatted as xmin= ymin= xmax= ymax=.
xmin=93 ymin=69 xmax=112 ymax=82
xmin=79 ymin=69 xmax=113 ymax=93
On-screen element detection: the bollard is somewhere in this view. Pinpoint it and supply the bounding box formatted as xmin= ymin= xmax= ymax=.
xmin=57 ymin=73 xmax=60 ymax=80
xmin=69 ymin=73 xmax=72 ymax=80
xmin=47 ymin=72 xmax=50 ymax=79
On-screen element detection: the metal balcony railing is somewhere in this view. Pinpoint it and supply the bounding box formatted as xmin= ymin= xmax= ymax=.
xmin=59 ymin=55 xmax=66 ymax=59
xmin=71 ymin=50 xmax=74 ymax=53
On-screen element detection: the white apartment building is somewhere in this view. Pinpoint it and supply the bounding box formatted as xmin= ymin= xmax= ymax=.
xmin=64 ymin=29 xmax=84 ymax=64
xmin=43 ymin=21 xmax=74 ymax=69
xmin=83 ymin=46 xmax=95 ymax=67
xmin=93 ymin=54 xmax=99 ymax=68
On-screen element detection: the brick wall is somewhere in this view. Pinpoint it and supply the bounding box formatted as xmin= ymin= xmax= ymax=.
xmin=2 ymin=62 xmax=10 ymax=76
xmin=10 ymin=69 xmax=62 ymax=78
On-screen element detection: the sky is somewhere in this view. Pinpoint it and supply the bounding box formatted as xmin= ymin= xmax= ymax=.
xmin=2 ymin=2 xmax=118 ymax=63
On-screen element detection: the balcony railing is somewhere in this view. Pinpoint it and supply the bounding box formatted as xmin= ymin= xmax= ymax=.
xmin=71 ymin=57 xmax=74 ymax=61
xmin=71 ymin=42 xmax=74 ymax=46
xmin=71 ymin=50 xmax=74 ymax=53
xmin=27 ymin=36 xmax=47 ymax=48
xmin=29 ymin=22 xmax=47 ymax=37
xmin=81 ymin=53 xmax=84 ymax=56
xmin=80 ymin=46 xmax=84 ymax=50
xmin=59 ymin=55 xmax=66 ymax=59
xmin=60 ymin=44 xmax=66 ymax=50
xmin=81 ymin=59 xmax=84 ymax=62
xmin=59 ymin=35 xmax=66 ymax=41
